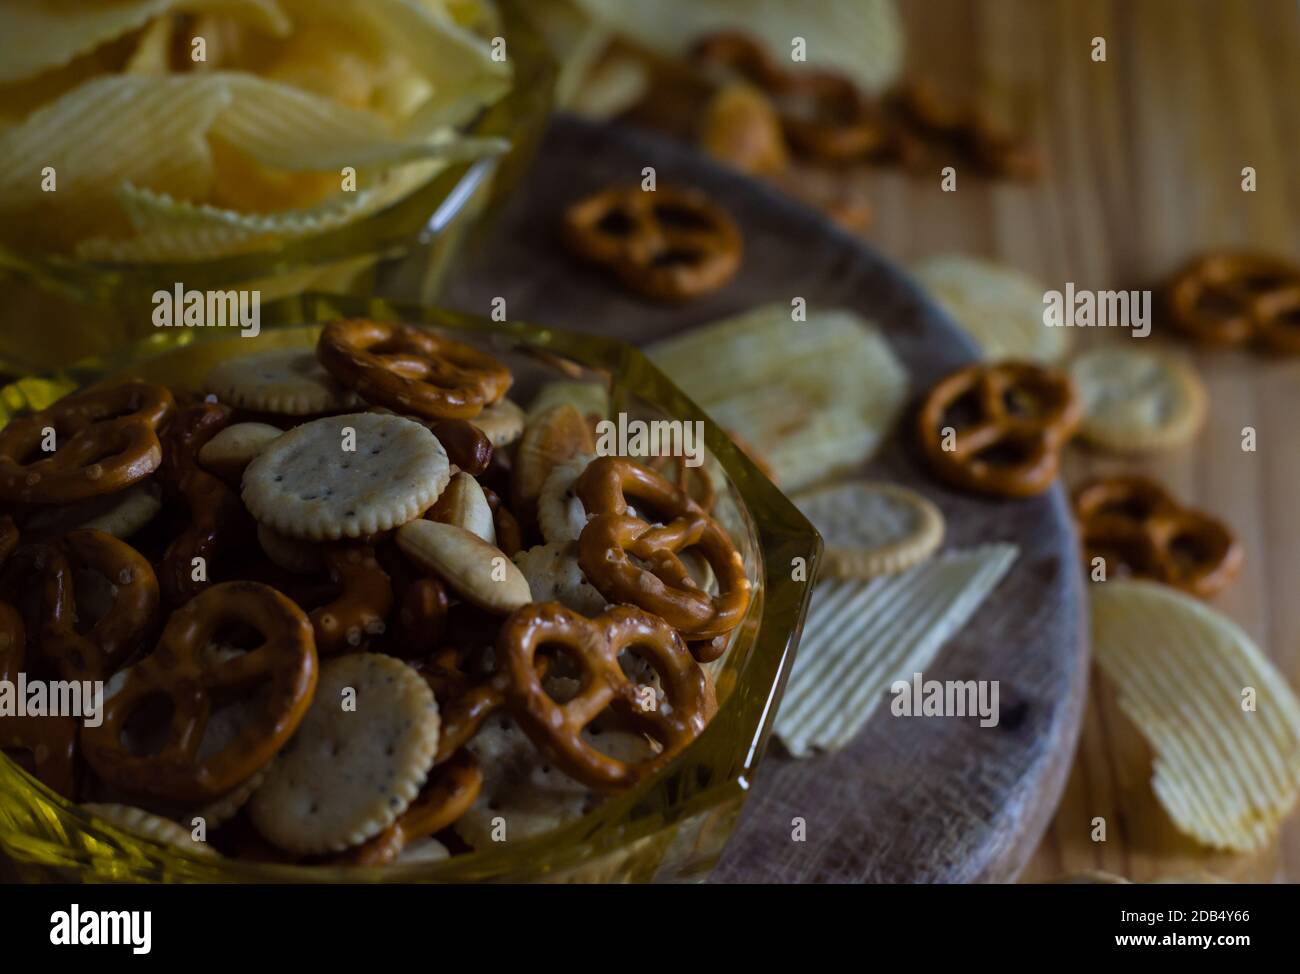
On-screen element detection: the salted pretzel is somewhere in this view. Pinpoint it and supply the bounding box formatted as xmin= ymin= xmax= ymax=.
xmin=308 ymin=545 xmax=393 ymax=656
xmin=0 ymin=529 xmax=159 ymax=682
xmin=916 ymin=361 xmax=1080 ymax=498
xmin=417 ymin=645 xmax=551 ymax=765
xmin=1165 ymin=252 xmax=1300 ymax=354
xmin=888 ymin=79 xmax=1040 ymax=180
xmin=158 ymin=401 xmax=251 ymax=605
xmin=575 ymin=457 xmax=750 ymax=646
xmin=0 ymin=380 xmax=174 ymax=505
xmin=648 ymin=454 xmax=717 ymax=513
xmin=317 ymin=319 xmax=512 ymax=420
xmin=692 ymin=31 xmax=883 ymax=163
xmin=563 ymin=186 xmax=742 ymax=301
xmin=342 ymin=749 xmax=482 ymax=866
xmin=691 ymin=30 xmax=790 ymax=91
xmin=0 ymin=604 xmax=78 ymax=798
xmin=82 ymin=581 xmax=318 ymax=803
xmin=499 ymin=602 xmax=710 ymax=790
xmin=1074 ymin=476 xmax=1242 ymax=598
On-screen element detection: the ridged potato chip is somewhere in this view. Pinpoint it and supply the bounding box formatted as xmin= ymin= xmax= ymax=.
xmin=0 ymin=75 xmax=232 ymax=248
xmin=1091 ymin=580 xmax=1300 ymax=853
xmin=775 ymin=544 xmax=1018 ymax=757
xmin=649 ymin=304 xmax=908 ymax=491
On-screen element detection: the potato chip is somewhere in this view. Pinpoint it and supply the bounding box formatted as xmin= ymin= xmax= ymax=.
xmin=571 ymin=0 xmax=904 ymax=94
xmin=124 ymin=13 xmax=178 ymax=75
xmin=0 ymin=0 xmax=290 ymax=85
xmin=775 ymin=544 xmax=1018 ymax=757
xmin=76 ymin=160 xmax=442 ymax=261
xmin=0 ymin=75 xmax=231 ymax=248
xmin=911 ymin=254 xmax=1069 ymax=363
xmin=648 ymin=304 xmax=908 ymax=491
xmin=277 ymin=0 xmax=509 ymax=134
xmin=1091 ymin=580 xmax=1300 ymax=852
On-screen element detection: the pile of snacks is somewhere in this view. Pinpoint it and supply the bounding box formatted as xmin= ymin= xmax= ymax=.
xmin=536 ymin=0 xmax=1036 ymax=233
xmin=908 ymin=248 xmax=1300 ymax=853
xmin=0 ymin=321 xmax=753 ymax=865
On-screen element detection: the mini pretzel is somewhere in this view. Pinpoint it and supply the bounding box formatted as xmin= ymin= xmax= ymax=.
xmin=0 ymin=603 xmax=78 ymax=798
xmin=889 ymin=79 xmax=1040 ymax=180
xmin=576 ymin=457 xmax=750 ymax=644
xmin=562 ymin=186 xmax=742 ymax=301
xmin=82 ymin=581 xmax=318 ymax=803
xmin=308 ymin=544 xmax=393 ymax=656
xmin=342 ymin=749 xmax=482 ymax=866
xmin=499 ymin=602 xmax=710 ymax=790
xmin=0 ymin=529 xmax=158 ymax=681
xmin=691 ymin=31 xmax=790 ymax=91
xmin=1074 ymin=476 xmax=1242 ymax=598
xmin=317 ymin=319 xmax=513 ymax=420
xmin=692 ymin=32 xmax=885 ymax=163
xmin=0 ymin=380 xmax=174 ymax=505
xmin=158 ymin=401 xmax=251 ymax=605
xmin=916 ymin=361 xmax=1080 ymax=498
xmin=419 ymin=646 xmax=518 ymax=765
xmin=1165 ymin=253 xmax=1300 ymax=354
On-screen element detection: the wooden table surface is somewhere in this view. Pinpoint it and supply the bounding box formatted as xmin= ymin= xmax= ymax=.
xmin=859 ymin=0 xmax=1300 ymax=882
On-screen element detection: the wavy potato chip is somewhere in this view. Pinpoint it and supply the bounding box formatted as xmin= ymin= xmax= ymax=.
xmin=649 ymin=305 xmax=908 ymax=491
xmin=0 ymin=75 xmax=232 ymax=248
xmin=1092 ymin=580 xmax=1300 ymax=853
xmin=775 ymin=544 xmax=1018 ymax=757
xmin=76 ymin=159 xmax=443 ymax=261
xmin=0 ymin=0 xmax=511 ymax=259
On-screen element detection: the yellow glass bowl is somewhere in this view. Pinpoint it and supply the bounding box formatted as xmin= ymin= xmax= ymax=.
xmin=0 ymin=0 xmax=554 ymax=376
xmin=0 ymin=291 xmax=821 ymax=883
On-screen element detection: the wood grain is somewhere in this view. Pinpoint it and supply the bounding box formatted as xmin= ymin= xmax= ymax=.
xmin=442 ymin=117 xmax=1087 ymax=884
xmin=872 ymin=0 xmax=1300 ymax=882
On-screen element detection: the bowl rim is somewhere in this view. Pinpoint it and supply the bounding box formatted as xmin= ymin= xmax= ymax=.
xmin=0 ymin=290 xmax=823 ymax=882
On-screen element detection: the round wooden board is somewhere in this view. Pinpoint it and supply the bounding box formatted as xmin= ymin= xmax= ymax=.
xmin=440 ymin=116 xmax=1088 ymax=884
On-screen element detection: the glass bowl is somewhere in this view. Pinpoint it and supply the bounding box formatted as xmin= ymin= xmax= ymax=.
xmin=0 ymin=0 xmax=555 ymax=377
xmin=0 ymin=291 xmax=821 ymax=883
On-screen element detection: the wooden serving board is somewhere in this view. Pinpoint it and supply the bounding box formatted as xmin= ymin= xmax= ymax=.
xmin=440 ymin=116 xmax=1087 ymax=883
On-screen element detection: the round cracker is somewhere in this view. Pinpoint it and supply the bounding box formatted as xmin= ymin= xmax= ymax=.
xmin=468 ymin=397 xmax=526 ymax=447
xmin=912 ymin=254 xmax=1069 ymax=363
xmin=204 ymin=348 xmax=362 ymax=415
xmin=242 ymin=413 xmax=450 ymax=541
xmin=21 ymin=481 xmax=161 ymax=541
xmin=513 ymin=541 xmax=607 ymax=616
xmin=536 ymin=453 xmax=594 ymax=544
xmin=82 ymin=803 xmax=218 ymax=857
xmin=795 ymin=481 xmax=945 ymax=580
xmin=248 ymin=653 xmax=440 ymax=855
xmin=1069 ymin=346 xmax=1206 ymax=452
